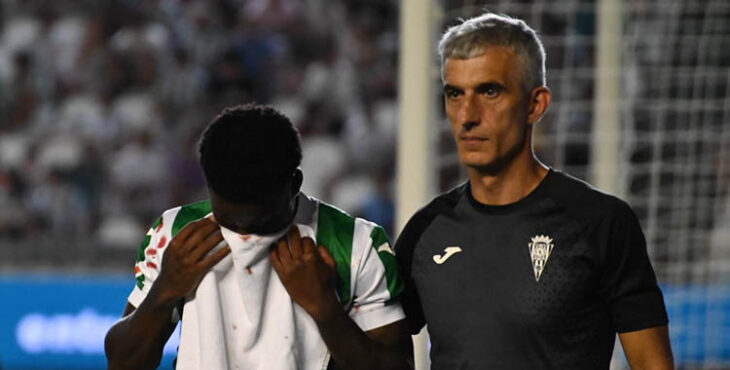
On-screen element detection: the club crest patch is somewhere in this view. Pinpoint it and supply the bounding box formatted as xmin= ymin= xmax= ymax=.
xmin=528 ymin=235 xmax=554 ymax=282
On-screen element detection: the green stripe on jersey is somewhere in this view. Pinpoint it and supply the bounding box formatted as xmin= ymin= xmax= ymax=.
xmin=316 ymin=203 xmax=355 ymax=306
xmin=369 ymin=226 xmax=403 ymax=302
xmin=134 ymin=202 xmax=210 ymax=290
xmin=135 ymin=216 xmax=162 ymax=289
xmin=137 ymin=235 xmax=151 ymax=263
xmin=136 ymin=216 xmax=162 ymax=262
xmin=171 ymin=200 xmax=212 ymax=237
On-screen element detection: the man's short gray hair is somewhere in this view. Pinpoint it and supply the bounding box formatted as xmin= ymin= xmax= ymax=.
xmin=438 ymin=13 xmax=546 ymax=93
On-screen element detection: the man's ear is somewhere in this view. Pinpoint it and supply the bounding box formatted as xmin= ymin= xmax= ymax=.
xmin=527 ymin=86 xmax=551 ymax=125
xmin=291 ymin=168 xmax=303 ymax=195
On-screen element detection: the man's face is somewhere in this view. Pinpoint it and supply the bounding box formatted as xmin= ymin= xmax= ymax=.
xmin=443 ymin=46 xmax=532 ymax=171
xmin=210 ymin=187 xmax=297 ymax=236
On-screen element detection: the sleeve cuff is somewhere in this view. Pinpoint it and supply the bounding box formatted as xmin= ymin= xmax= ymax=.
xmin=127 ymin=286 xmax=146 ymax=308
xmin=349 ymin=303 xmax=405 ymax=332
xmin=615 ymin=316 xmax=669 ymax=333
xmin=127 ymin=286 xmax=181 ymax=322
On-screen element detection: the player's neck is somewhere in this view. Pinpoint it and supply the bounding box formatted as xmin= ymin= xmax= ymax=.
xmin=467 ymin=156 xmax=548 ymax=206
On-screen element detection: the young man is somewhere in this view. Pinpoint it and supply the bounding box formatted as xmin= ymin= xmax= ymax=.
xmin=394 ymin=13 xmax=674 ymax=369
xmin=105 ymin=104 xmax=412 ymax=369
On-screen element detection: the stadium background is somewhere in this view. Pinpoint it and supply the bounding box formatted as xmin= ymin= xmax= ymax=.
xmin=0 ymin=0 xmax=727 ymax=368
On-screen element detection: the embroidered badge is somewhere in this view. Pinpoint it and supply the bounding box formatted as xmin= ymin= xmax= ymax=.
xmin=528 ymin=235 xmax=554 ymax=282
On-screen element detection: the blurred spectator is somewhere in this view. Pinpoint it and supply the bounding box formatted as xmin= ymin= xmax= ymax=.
xmin=360 ymin=171 xmax=396 ymax=236
xmin=0 ymin=0 xmax=400 ymax=269
xmin=0 ymin=168 xmax=31 ymax=239
xmin=109 ymin=130 xmax=169 ymax=223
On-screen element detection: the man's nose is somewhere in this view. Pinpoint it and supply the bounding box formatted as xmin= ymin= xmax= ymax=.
xmin=459 ymin=94 xmax=480 ymax=130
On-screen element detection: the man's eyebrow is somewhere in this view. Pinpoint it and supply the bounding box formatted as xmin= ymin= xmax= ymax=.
xmin=475 ymin=81 xmax=504 ymax=88
xmin=443 ymin=84 xmax=461 ymax=92
xmin=475 ymin=81 xmax=507 ymax=91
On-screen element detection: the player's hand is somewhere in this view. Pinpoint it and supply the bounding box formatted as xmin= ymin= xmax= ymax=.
xmin=270 ymin=226 xmax=340 ymax=322
xmin=153 ymin=217 xmax=230 ymax=304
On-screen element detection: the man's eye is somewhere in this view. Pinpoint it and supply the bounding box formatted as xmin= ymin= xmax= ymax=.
xmin=445 ymin=89 xmax=462 ymax=99
xmin=478 ymin=84 xmax=502 ymax=97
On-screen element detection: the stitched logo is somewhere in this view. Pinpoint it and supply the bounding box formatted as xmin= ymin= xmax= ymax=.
xmin=528 ymin=235 xmax=554 ymax=282
xmin=433 ymin=246 xmax=463 ymax=264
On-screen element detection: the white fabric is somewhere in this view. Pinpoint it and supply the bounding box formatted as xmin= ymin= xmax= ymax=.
xmin=128 ymin=193 xmax=405 ymax=369
xmin=175 ymin=223 xmax=329 ymax=370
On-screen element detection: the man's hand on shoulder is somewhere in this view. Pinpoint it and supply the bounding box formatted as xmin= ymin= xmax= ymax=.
xmin=270 ymin=226 xmax=341 ymax=322
xmin=153 ymin=217 xmax=231 ymax=305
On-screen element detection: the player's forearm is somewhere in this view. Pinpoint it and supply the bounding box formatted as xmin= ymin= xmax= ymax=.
xmin=314 ymin=305 xmax=411 ymax=370
xmin=104 ymin=288 xmax=179 ymax=369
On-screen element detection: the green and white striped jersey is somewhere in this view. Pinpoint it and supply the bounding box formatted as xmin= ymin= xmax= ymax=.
xmin=128 ymin=192 xmax=404 ymax=331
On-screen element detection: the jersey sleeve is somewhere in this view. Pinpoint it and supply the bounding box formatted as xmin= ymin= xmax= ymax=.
xmin=347 ymin=221 xmax=406 ymax=332
xmin=393 ymin=212 xmax=428 ymax=335
xmin=127 ymin=213 xmax=172 ymax=309
xmin=599 ymin=201 xmax=669 ymax=333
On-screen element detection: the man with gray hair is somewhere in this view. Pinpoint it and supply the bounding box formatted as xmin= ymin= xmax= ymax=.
xmin=395 ymin=13 xmax=673 ymax=368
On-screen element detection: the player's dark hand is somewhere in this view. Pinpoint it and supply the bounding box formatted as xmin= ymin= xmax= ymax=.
xmin=270 ymin=226 xmax=340 ymax=322
xmin=154 ymin=217 xmax=230 ymax=304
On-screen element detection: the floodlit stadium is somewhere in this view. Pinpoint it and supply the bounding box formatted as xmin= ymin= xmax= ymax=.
xmin=0 ymin=0 xmax=728 ymax=369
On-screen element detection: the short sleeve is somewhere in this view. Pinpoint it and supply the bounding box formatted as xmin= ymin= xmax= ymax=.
xmin=599 ymin=201 xmax=669 ymax=333
xmin=394 ymin=215 xmax=428 ymax=335
xmin=347 ymin=223 xmax=406 ymax=332
xmin=127 ymin=215 xmax=168 ymax=309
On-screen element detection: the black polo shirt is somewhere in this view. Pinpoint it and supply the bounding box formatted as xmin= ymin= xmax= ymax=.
xmin=395 ymin=169 xmax=668 ymax=369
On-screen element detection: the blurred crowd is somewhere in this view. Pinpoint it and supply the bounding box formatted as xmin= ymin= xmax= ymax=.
xmin=0 ymin=0 xmax=399 ymax=268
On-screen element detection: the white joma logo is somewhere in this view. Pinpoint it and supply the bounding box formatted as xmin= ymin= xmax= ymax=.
xmin=433 ymin=246 xmax=463 ymax=264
